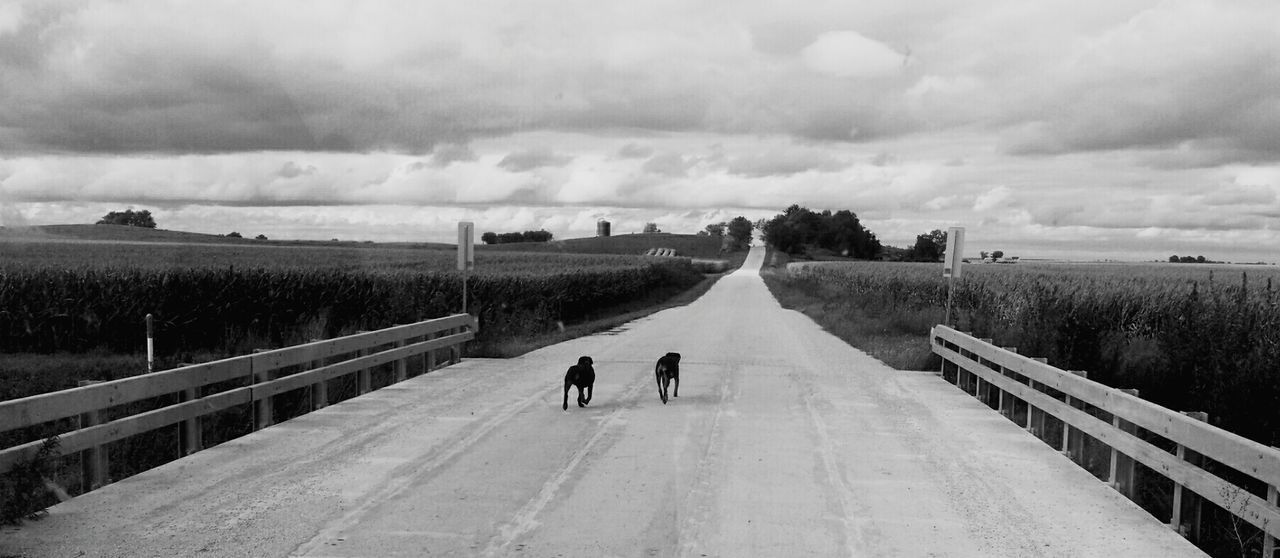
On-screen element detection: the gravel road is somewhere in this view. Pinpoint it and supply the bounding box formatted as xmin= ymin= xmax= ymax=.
xmin=0 ymin=246 xmax=1204 ymax=557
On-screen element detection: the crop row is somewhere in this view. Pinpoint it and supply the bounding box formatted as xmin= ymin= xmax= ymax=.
xmin=0 ymin=258 xmax=703 ymax=356
xmin=781 ymin=261 xmax=1280 ymax=447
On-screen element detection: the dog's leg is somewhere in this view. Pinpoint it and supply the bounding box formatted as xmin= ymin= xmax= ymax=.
xmin=584 ymin=384 xmax=592 ymax=406
xmin=563 ymin=380 xmax=571 ymax=411
xmin=673 ymin=375 xmax=679 ymax=398
xmin=577 ymin=385 xmax=586 ymax=407
xmin=660 ymin=375 xmax=669 ymax=404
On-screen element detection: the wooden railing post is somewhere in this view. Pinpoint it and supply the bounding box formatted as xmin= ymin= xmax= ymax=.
xmin=76 ymin=380 xmax=108 ymax=491
xmin=309 ymin=341 xmax=328 ymax=411
xmin=251 ymin=350 xmax=273 ymax=430
xmin=1265 ymin=481 xmax=1277 ymax=558
xmin=356 ymin=332 xmax=372 ymax=395
xmin=1030 ymin=358 xmax=1049 ymax=437
xmin=455 ymin=326 xmax=465 ymax=366
xmin=394 ymin=339 xmax=408 ymax=383
xmin=1109 ymin=388 xmax=1139 ymax=498
xmin=425 ymin=331 xmax=437 ymax=373
xmin=178 ymin=387 xmax=202 ymax=456
xmin=1000 ymin=348 xmax=1016 ymax=418
xmin=1171 ymin=411 xmax=1208 ymax=539
xmin=1062 ymin=370 xmax=1088 ymax=458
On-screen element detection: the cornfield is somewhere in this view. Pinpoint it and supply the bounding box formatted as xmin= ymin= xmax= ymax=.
xmin=0 ymin=242 xmax=704 ymax=358
xmin=782 ymin=261 xmax=1280 ymax=447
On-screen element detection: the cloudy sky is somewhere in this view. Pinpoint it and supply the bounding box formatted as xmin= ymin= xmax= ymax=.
xmin=1 ymin=0 xmax=1278 ymax=261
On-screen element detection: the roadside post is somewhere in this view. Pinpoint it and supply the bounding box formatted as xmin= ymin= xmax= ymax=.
xmin=145 ymin=313 xmax=155 ymax=374
xmin=458 ymin=221 xmax=475 ymax=314
xmin=942 ymin=226 xmax=965 ymax=326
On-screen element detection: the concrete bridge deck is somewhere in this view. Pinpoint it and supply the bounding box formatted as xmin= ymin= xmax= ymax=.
xmin=0 ymin=247 xmax=1203 ymax=557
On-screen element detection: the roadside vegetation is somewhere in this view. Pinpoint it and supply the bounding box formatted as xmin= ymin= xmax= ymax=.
xmin=762 ymin=244 xmax=1280 ymax=558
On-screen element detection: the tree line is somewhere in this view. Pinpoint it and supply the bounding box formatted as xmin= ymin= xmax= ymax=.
xmin=481 ymin=230 xmax=554 ymax=244
xmin=759 ymin=205 xmax=882 ymax=259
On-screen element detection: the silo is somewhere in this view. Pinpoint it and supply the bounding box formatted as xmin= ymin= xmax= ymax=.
xmin=597 ymin=220 xmax=611 ymax=237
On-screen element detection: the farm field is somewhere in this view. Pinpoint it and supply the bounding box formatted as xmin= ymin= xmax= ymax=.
xmin=0 ymin=230 xmax=732 ymax=402
xmin=767 ymin=258 xmax=1280 ymax=446
xmin=764 ymin=257 xmax=1280 ymax=557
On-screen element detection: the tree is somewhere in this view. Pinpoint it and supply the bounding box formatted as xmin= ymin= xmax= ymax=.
xmin=908 ymin=229 xmax=947 ymax=262
xmin=726 ymin=216 xmax=752 ymax=251
xmin=981 ymin=251 xmax=990 ymax=260
xmin=643 ymin=222 xmax=661 ymax=234
xmin=703 ymin=223 xmax=726 ymax=236
xmin=760 ymin=204 xmax=881 ymax=258
xmin=96 ymin=209 xmax=156 ymax=228
xmin=226 ymin=232 xmax=242 ymax=238
xmin=481 ymin=232 xmax=498 ymax=245
xmin=992 ymin=250 xmax=1005 ymax=260
xmin=1169 ymin=255 xmax=1179 ymax=263
xmin=255 ymin=234 xmax=268 ymax=240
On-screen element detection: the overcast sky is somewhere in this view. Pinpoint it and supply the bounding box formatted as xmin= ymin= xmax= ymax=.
xmin=1 ymin=0 xmax=1278 ymax=261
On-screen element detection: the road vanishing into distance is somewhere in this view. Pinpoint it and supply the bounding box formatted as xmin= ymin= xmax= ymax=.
xmin=1 ymin=246 xmax=1203 ymax=557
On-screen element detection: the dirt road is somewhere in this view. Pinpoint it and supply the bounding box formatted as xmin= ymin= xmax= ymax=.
xmin=1 ymin=246 xmax=1203 ymax=557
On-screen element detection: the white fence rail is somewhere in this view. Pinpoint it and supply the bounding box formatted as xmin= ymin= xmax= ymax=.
xmin=1 ymin=314 xmax=478 ymax=491
xmin=931 ymin=325 xmax=1280 ymax=554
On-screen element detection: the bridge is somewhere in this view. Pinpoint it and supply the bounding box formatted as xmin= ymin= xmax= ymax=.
xmin=0 ymin=247 xmax=1236 ymax=556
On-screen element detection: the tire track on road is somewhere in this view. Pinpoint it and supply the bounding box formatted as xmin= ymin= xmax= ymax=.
xmin=478 ymin=371 xmax=653 ymax=556
xmin=290 ymin=381 xmax=559 ymax=556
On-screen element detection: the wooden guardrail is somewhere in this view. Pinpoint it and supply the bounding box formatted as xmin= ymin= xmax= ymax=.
xmin=931 ymin=325 xmax=1280 ymax=555
xmin=0 ymin=314 xmax=478 ymax=488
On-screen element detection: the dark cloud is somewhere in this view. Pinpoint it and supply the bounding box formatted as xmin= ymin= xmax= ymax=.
xmin=617 ymin=143 xmax=654 ymax=159
xmin=497 ymin=148 xmax=573 ymax=172
xmin=277 ymin=161 xmax=316 ymax=179
xmin=641 ymin=153 xmax=692 ymax=177
xmin=429 ymin=143 xmax=478 ymax=167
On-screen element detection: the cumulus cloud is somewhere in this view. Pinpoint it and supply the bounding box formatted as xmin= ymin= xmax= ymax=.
xmin=800 ymin=31 xmax=904 ymax=78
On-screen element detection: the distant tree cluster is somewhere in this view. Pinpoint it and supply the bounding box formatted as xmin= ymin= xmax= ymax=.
xmin=906 ymin=229 xmax=947 ymax=262
xmin=1169 ymin=255 xmax=1211 ymax=264
xmin=697 ymin=217 xmax=753 ymax=252
xmin=480 ymin=230 xmax=553 ymax=244
xmin=642 ymin=223 xmax=662 ymax=234
xmin=96 ymin=209 xmax=156 ymax=228
xmin=761 ymin=205 xmax=881 ymax=258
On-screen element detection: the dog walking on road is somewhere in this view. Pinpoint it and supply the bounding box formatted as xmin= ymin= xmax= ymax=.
xmin=563 ymin=356 xmax=595 ymax=410
xmin=655 ymin=352 xmax=681 ymax=404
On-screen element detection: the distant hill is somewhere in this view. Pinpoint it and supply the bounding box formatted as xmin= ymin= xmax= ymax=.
xmin=0 ymin=224 xmax=453 ymax=250
xmin=479 ymin=233 xmax=730 ymax=259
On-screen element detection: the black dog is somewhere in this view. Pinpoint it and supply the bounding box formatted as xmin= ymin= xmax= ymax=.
xmin=655 ymin=352 xmax=681 ymax=404
xmin=563 ymin=356 xmax=595 ymax=410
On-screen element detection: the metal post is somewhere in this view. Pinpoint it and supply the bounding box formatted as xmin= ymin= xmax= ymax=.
xmin=944 ymin=273 xmax=956 ymax=327
xmin=145 ymin=313 xmax=155 ymax=374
